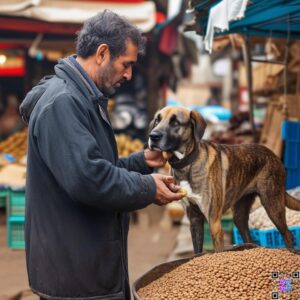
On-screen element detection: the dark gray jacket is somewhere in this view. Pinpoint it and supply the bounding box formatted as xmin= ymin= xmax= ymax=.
xmin=20 ymin=57 xmax=156 ymax=300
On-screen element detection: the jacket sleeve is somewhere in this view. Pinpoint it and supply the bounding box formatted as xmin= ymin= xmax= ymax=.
xmin=33 ymin=94 xmax=156 ymax=212
xmin=117 ymin=152 xmax=153 ymax=175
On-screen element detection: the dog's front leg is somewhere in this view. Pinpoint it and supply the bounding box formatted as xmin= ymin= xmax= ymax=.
xmin=186 ymin=203 xmax=205 ymax=254
xmin=209 ymin=218 xmax=224 ymax=252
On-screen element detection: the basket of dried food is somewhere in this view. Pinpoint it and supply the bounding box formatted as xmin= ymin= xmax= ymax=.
xmin=133 ymin=244 xmax=300 ymax=300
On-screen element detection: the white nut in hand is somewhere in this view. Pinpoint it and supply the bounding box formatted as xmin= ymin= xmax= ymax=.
xmin=179 ymin=188 xmax=188 ymax=198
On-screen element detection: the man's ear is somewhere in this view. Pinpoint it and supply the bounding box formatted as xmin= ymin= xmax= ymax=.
xmin=96 ymin=44 xmax=110 ymax=65
xmin=190 ymin=110 xmax=207 ymax=142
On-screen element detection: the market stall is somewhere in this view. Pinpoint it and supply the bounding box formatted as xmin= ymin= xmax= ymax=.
xmin=133 ymin=1 xmax=300 ymax=298
xmin=1 ymin=1 xmax=300 ymax=299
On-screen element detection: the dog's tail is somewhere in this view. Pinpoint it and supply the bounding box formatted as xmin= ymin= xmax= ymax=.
xmin=285 ymin=193 xmax=300 ymax=211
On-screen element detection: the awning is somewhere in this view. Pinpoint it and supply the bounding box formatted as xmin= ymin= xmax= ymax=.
xmin=191 ymin=0 xmax=300 ymax=52
xmin=0 ymin=0 xmax=156 ymax=32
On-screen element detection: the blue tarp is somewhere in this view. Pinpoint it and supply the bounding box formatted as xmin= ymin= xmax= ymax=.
xmin=195 ymin=0 xmax=300 ymax=39
xmin=166 ymin=99 xmax=232 ymax=121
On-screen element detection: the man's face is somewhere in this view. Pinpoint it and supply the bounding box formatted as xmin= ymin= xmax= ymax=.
xmin=96 ymin=40 xmax=138 ymax=96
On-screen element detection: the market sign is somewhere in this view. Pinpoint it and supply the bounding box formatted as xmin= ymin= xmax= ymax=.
xmin=0 ymin=48 xmax=25 ymax=77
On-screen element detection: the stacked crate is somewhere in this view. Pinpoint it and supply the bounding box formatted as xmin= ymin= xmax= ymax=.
xmin=281 ymin=121 xmax=300 ymax=189
xmin=7 ymin=189 xmax=25 ymax=249
xmin=233 ymin=226 xmax=300 ymax=249
xmin=0 ymin=188 xmax=9 ymax=208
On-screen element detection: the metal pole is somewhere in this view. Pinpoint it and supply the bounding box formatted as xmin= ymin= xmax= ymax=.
xmin=242 ymin=35 xmax=257 ymax=143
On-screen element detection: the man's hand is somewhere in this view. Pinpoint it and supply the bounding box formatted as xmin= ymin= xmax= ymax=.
xmin=151 ymin=174 xmax=183 ymax=206
xmin=144 ymin=149 xmax=166 ymax=168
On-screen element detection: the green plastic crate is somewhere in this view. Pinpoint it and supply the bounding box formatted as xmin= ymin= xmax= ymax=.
xmin=203 ymin=223 xmax=214 ymax=250
xmin=7 ymin=216 xmax=25 ymax=249
xmin=8 ymin=190 xmax=25 ymax=217
xmin=220 ymin=214 xmax=234 ymax=232
xmin=203 ymin=214 xmax=234 ymax=251
xmin=0 ymin=189 xmax=9 ymax=208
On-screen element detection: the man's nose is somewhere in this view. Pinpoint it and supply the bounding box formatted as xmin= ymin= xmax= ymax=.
xmin=124 ymin=66 xmax=132 ymax=81
xmin=149 ymin=131 xmax=163 ymax=142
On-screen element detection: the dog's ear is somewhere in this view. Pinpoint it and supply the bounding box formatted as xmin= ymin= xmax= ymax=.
xmin=190 ymin=110 xmax=207 ymax=141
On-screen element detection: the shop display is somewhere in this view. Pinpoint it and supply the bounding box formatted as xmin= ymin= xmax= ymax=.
xmin=109 ymin=96 xmax=148 ymax=140
xmin=249 ymin=206 xmax=300 ymax=230
xmin=138 ymin=247 xmax=300 ymax=300
xmin=115 ymin=134 xmax=144 ymax=157
xmin=249 ymin=188 xmax=300 ymax=230
xmin=0 ymin=130 xmax=143 ymax=162
xmin=0 ymin=128 xmax=27 ymax=161
xmin=1 ymin=1 xmax=299 ymax=298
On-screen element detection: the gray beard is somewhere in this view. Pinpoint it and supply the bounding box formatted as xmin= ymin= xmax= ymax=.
xmin=98 ymin=62 xmax=117 ymax=97
xmin=102 ymin=86 xmax=116 ymax=97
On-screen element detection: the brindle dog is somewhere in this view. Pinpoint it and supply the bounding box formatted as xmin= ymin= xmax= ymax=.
xmin=148 ymin=106 xmax=300 ymax=253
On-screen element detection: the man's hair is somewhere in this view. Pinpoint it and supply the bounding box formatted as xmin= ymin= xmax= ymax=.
xmin=76 ymin=10 xmax=146 ymax=59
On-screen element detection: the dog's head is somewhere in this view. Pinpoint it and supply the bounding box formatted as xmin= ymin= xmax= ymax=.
xmin=148 ymin=106 xmax=207 ymax=153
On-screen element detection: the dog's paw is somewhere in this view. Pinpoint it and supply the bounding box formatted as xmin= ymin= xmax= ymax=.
xmin=179 ymin=181 xmax=192 ymax=195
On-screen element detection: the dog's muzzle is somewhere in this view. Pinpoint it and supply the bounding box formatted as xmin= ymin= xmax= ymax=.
xmin=149 ymin=131 xmax=162 ymax=143
xmin=148 ymin=130 xmax=163 ymax=150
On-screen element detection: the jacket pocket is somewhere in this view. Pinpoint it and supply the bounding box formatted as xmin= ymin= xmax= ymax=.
xmin=90 ymin=239 xmax=124 ymax=296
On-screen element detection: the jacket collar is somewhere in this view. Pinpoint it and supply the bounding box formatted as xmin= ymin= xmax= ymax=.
xmin=55 ymin=55 xmax=107 ymax=102
xmin=56 ymin=56 xmax=111 ymax=127
xmin=68 ymin=55 xmax=107 ymax=101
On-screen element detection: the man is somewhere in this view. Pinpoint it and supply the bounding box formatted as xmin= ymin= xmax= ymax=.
xmin=20 ymin=10 xmax=183 ymax=300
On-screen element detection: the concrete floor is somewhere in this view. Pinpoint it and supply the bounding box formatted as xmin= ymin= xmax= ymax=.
xmin=0 ymin=205 xmax=179 ymax=300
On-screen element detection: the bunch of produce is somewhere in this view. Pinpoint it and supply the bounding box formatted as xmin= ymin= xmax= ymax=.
xmin=115 ymin=134 xmax=144 ymax=157
xmin=0 ymin=128 xmax=27 ymax=160
xmin=249 ymin=206 xmax=300 ymax=229
xmin=0 ymin=131 xmax=144 ymax=162
xmin=249 ymin=191 xmax=300 ymax=229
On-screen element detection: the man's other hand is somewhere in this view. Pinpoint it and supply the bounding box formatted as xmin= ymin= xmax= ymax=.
xmin=144 ymin=149 xmax=166 ymax=168
xmin=151 ymin=174 xmax=183 ymax=206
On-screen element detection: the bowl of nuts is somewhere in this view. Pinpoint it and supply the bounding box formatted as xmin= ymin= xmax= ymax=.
xmin=133 ymin=244 xmax=300 ymax=300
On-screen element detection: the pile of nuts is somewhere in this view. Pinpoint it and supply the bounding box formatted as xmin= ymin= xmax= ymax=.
xmin=115 ymin=134 xmax=144 ymax=157
xmin=138 ymin=247 xmax=300 ymax=300
xmin=249 ymin=192 xmax=300 ymax=229
xmin=0 ymin=128 xmax=27 ymax=160
xmin=0 ymin=130 xmax=144 ymax=162
xmin=249 ymin=206 xmax=300 ymax=229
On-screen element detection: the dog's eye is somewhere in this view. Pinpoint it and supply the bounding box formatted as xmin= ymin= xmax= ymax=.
xmin=169 ymin=115 xmax=180 ymax=126
xmin=170 ymin=118 xmax=180 ymax=127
